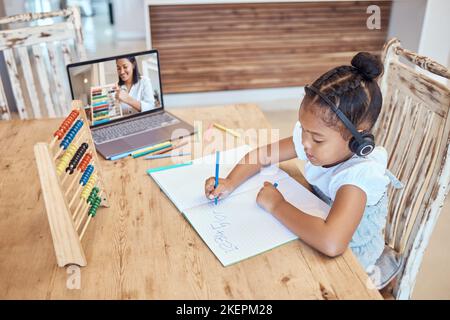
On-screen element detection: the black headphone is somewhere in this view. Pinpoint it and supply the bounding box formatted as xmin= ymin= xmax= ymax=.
xmin=305 ymin=85 xmax=375 ymax=157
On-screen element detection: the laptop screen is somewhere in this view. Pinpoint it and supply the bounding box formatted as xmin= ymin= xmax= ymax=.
xmin=67 ymin=50 xmax=164 ymax=127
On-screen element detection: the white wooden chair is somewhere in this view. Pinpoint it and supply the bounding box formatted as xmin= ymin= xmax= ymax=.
xmin=0 ymin=6 xmax=86 ymax=120
xmin=370 ymin=38 xmax=450 ymax=299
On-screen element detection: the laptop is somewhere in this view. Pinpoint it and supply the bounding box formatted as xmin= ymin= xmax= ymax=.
xmin=67 ymin=49 xmax=195 ymax=159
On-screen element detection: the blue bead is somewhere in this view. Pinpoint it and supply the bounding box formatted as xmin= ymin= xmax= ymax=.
xmin=80 ymin=164 xmax=94 ymax=185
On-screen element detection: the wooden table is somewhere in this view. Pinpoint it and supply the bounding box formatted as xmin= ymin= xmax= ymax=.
xmin=0 ymin=104 xmax=382 ymax=299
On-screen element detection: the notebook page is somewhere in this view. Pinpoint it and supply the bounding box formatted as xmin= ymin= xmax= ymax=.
xmin=149 ymin=145 xmax=288 ymax=211
xmin=183 ymin=175 xmax=330 ymax=266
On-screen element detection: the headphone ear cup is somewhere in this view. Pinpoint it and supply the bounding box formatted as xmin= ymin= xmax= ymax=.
xmin=349 ymin=132 xmax=375 ymax=157
xmin=348 ymin=136 xmax=359 ymax=154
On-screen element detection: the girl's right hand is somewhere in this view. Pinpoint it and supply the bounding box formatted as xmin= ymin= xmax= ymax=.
xmin=204 ymin=177 xmax=236 ymax=201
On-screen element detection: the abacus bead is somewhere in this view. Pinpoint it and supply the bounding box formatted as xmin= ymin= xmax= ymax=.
xmin=89 ymin=198 xmax=101 ymax=216
xmin=67 ymin=143 xmax=88 ymax=173
xmin=81 ymin=174 xmax=97 ymax=199
xmin=87 ymin=193 xmax=95 ymax=203
xmin=55 ymin=110 xmax=78 ymax=137
xmin=61 ymin=120 xmax=83 ymax=146
xmin=80 ymin=164 xmax=94 ymax=185
xmin=78 ymin=153 xmax=92 ymax=171
xmin=89 ymin=186 xmax=98 ymax=196
xmin=60 ymin=134 xmax=72 ymax=149
xmin=87 ymin=189 xmax=99 ymax=204
xmin=56 ymin=144 xmax=77 ymax=175
xmin=56 ymin=159 xmax=68 ymax=175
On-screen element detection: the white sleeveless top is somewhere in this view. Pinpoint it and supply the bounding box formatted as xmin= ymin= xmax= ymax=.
xmin=119 ymin=76 xmax=156 ymax=115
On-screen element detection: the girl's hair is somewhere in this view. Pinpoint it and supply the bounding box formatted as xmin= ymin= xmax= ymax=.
xmin=117 ymin=56 xmax=140 ymax=86
xmin=303 ymin=52 xmax=384 ymax=139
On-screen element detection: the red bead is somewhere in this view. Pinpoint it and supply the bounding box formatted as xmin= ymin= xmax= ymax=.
xmin=54 ymin=110 xmax=81 ymax=140
xmin=78 ymin=153 xmax=92 ymax=171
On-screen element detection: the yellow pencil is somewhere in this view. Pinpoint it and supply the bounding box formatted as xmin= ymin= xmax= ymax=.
xmin=213 ymin=123 xmax=240 ymax=138
xmin=151 ymin=140 xmax=189 ymax=155
xmin=131 ymin=141 xmax=171 ymax=156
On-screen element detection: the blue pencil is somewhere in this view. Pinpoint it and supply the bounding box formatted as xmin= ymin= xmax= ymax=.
xmin=214 ymin=151 xmax=220 ymax=205
xmin=146 ymin=161 xmax=193 ymax=174
xmin=273 ymin=182 xmax=278 ymax=188
xmin=109 ymin=152 xmax=130 ymax=161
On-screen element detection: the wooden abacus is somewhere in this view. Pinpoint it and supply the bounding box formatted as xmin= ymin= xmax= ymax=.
xmin=34 ymin=100 xmax=109 ymax=267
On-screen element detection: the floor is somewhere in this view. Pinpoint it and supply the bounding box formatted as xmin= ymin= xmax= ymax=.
xmin=78 ymin=1 xmax=450 ymax=300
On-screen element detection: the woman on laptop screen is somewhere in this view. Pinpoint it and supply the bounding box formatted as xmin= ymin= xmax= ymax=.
xmin=115 ymin=56 xmax=156 ymax=115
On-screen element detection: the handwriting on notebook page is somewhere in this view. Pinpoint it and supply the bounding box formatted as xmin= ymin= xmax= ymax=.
xmin=210 ymin=208 xmax=239 ymax=254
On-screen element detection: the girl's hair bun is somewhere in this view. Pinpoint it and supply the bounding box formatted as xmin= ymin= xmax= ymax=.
xmin=351 ymin=52 xmax=383 ymax=80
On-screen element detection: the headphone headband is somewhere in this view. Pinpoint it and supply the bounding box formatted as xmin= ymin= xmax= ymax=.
xmin=305 ymin=85 xmax=364 ymax=144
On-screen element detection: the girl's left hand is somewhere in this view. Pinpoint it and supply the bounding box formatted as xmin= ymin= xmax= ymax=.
xmin=256 ymin=181 xmax=285 ymax=213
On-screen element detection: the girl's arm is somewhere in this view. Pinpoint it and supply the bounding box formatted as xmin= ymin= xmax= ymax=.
xmin=205 ymin=137 xmax=297 ymax=200
xmin=257 ymin=183 xmax=367 ymax=257
xmin=228 ymin=137 xmax=297 ymax=188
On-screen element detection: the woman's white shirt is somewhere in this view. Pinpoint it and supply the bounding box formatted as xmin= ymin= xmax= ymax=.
xmin=119 ymin=76 xmax=155 ymax=114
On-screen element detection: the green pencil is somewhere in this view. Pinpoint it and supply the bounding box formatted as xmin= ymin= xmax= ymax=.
xmin=132 ymin=144 xmax=172 ymax=158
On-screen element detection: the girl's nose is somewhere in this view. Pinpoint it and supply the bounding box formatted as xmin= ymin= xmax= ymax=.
xmin=302 ymin=138 xmax=312 ymax=150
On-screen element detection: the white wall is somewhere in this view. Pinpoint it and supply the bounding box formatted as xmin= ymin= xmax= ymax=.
xmin=2 ymin=0 xmax=26 ymax=16
xmin=417 ymin=0 xmax=450 ymax=85
xmin=388 ymin=0 xmax=428 ymax=52
xmin=388 ymin=0 xmax=450 ymax=85
xmin=0 ymin=1 xmax=6 ymax=17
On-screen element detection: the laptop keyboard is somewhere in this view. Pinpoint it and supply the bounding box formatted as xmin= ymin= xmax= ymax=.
xmin=92 ymin=112 xmax=180 ymax=144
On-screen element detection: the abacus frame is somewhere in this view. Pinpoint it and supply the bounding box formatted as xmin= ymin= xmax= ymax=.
xmin=34 ymin=100 xmax=109 ymax=267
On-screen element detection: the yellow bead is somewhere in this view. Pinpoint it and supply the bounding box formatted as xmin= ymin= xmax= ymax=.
xmin=81 ymin=174 xmax=98 ymax=200
xmin=56 ymin=143 xmax=78 ymax=175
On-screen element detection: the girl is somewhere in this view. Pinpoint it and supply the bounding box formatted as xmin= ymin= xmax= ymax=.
xmin=204 ymin=52 xmax=402 ymax=270
xmin=115 ymin=56 xmax=156 ymax=115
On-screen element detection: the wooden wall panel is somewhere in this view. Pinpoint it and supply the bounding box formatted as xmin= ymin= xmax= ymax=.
xmin=150 ymin=1 xmax=392 ymax=93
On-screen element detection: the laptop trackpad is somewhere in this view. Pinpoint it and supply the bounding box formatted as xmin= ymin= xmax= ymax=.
xmin=123 ymin=130 xmax=167 ymax=151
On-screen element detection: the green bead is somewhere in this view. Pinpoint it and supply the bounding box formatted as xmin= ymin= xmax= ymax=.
xmin=87 ymin=187 xmax=99 ymax=204
xmin=88 ymin=195 xmax=102 ymax=217
xmin=89 ymin=206 xmax=98 ymax=217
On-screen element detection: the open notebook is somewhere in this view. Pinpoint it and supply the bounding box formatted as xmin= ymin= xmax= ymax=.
xmin=148 ymin=145 xmax=330 ymax=266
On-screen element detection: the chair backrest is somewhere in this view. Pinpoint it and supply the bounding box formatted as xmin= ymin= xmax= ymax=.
xmin=372 ymin=38 xmax=450 ymax=299
xmin=0 ymin=6 xmax=86 ymax=119
xmin=0 ymin=73 xmax=9 ymax=120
